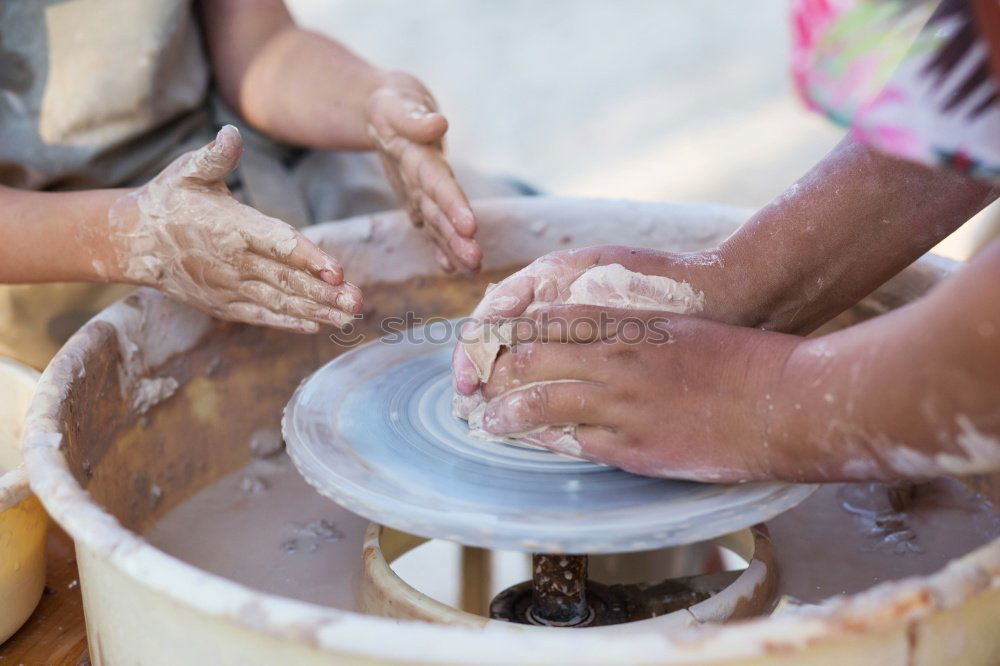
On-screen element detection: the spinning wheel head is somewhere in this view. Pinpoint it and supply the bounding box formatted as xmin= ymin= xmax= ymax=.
xmin=283 ymin=321 xmax=815 ymax=553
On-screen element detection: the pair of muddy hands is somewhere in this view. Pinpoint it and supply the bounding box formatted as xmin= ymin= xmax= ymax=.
xmin=108 ymin=75 xmax=478 ymax=333
xmin=447 ymin=249 xmax=773 ymax=480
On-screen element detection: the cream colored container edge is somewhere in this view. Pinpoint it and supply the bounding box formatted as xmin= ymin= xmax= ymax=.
xmin=23 ymin=197 xmax=1000 ymax=665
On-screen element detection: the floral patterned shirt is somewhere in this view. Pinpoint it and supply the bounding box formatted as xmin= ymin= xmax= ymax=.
xmin=793 ymin=0 xmax=1000 ymax=180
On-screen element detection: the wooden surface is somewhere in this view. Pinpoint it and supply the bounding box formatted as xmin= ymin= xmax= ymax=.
xmin=0 ymin=525 xmax=88 ymax=665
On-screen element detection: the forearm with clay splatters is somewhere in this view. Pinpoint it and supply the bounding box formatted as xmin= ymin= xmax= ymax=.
xmin=1 ymin=127 xmax=360 ymax=334
xmin=0 ymin=185 xmax=130 ymax=284
xmin=710 ymin=136 xmax=998 ymax=334
xmin=763 ymin=237 xmax=1000 ymax=481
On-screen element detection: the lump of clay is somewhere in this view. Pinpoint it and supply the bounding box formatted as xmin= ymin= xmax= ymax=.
xmin=566 ymin=263 xmax=704 ymax=312
xmin=454 ymin=263 xmax=704 ymax=453
xmin=249 ymin=427 xmax=285 ymax=459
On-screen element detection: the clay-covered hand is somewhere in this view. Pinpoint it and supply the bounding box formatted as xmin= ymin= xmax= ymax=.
xmin=108 ymin=125 xmax=362 ymax=333
xmin=452 ymin=246 xmax=726 ymax=395
xmin=366 ymin=72 xmax=480 ymax=273
xmin=475 ymin=305 xmax=799 ymax=481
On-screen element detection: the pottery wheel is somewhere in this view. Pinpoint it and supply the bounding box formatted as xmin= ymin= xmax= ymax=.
xmin=284 ymin=321 xmax=816 ymax=553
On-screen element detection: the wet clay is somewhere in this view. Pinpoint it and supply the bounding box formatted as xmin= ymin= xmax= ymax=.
xmin=456 ymin=263 xmax=704 ymax=452
xmin=460 ymin=263 xmax=704 ymax=384
xmin=768 ymin=478 xmax=1000 ymax=604
xmin=145 ymin=454 xmax=369 ymax=609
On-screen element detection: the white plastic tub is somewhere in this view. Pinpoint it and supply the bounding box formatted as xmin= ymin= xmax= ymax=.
xmin=22 ymin=197 xmax=1000 ymax=665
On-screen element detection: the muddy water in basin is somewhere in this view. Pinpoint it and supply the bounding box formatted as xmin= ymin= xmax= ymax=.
xmin=143 ymin=270 xmax=511 ymax=609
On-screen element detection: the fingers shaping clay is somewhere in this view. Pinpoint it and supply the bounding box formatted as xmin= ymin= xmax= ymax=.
xmin=454 ymin=263 xmax=704 ymax=455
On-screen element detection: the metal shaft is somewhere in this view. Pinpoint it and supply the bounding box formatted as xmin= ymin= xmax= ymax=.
xmin=529 ymin=553 xmax=590 ymax=626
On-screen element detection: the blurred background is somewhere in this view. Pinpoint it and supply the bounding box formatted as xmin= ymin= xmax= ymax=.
xmin=288 ymin=0 xmax=992 ymax=259
xmin=288 ymin=0 xmax=843 ymax=207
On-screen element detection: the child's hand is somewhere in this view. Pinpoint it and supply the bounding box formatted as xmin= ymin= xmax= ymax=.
xmin=366 ymin=72 xmax=480 ymax=273
xmin=109 ymin=126 xmax=362 ymax=333
xmin=474 ymin=305 xmax=798 ymax=481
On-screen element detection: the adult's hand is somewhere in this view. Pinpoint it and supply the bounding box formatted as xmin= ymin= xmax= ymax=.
xmin=452 ymin=246 xmax=729 ymax=395
xmin=474 ymin=305 xmax=798 ymax=481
